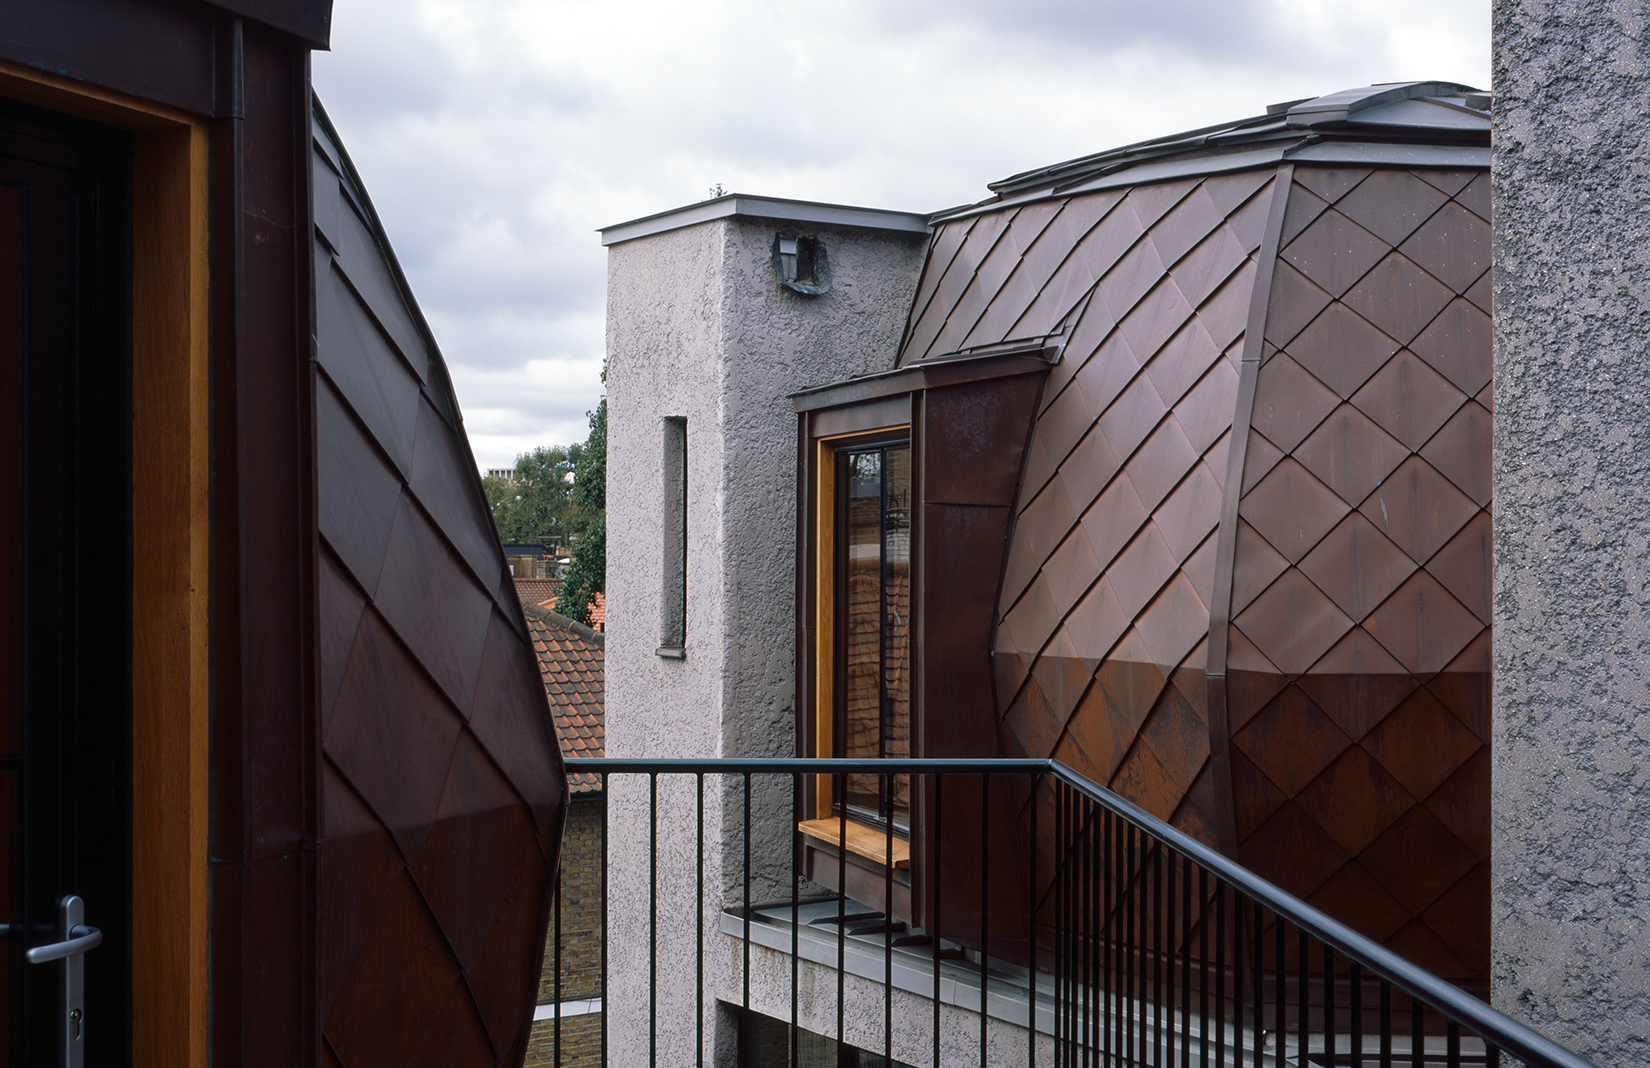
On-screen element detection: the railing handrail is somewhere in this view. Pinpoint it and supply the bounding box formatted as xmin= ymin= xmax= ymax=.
xmin=568 ymin=755 xmax=1598 ymax=1068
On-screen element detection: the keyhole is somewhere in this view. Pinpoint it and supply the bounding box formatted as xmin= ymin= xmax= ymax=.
xmin=70 ymin=1008 xmax=82 ymax=1040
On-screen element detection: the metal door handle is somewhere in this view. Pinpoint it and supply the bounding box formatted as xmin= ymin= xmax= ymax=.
xmin=26 ymin=925 xmax=102 ymax=964
xmin=27 ymin=896 xmax=97 ymax=1068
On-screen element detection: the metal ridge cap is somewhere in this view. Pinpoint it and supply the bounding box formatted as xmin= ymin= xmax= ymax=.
xmin=599 ymin=193 xmax=931 ymax=246
xmin=933 ymin=141 xmax=1295 ymax=223
xmin=986 ymin=111 xmax=1279 ymax=195
xmin=1285 ymin=80 xmax=1485 ymax=127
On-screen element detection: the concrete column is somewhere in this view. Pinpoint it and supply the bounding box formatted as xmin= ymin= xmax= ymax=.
xmin=1493 ymin=4 xmax=1650 ymax=1063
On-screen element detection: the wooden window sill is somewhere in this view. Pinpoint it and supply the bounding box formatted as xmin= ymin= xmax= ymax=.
xmin=797 ymin=817 xmax=909 ymax=870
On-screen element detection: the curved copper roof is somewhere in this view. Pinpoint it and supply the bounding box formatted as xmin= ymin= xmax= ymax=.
xmin=899 ymin=84 xmax=1491 ymax=982
xmin=312 ymin=98 xmax=567 ymax=1064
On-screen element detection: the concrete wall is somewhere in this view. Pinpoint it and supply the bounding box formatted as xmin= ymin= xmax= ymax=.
xmin=604 ymin=209 xmax=926 ymax=1065
xmin=1492 ymin=5 xmax=1650 ymax=1063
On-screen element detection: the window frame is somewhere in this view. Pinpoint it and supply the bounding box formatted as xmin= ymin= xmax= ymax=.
xmin=807 ymin=423 xmax=912 ymax=827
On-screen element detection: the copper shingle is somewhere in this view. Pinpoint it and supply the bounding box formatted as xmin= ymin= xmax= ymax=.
xmin=524 ymin=603 xmax=605 ymax=793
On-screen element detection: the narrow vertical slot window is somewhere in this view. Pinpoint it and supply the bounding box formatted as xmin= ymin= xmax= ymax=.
xmin=658 ymin=417 xmax=687 ymax=657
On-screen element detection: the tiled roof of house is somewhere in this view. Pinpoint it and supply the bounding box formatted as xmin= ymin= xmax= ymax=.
xmin=588 ymin=591 xmax=605 ymax=631
xmin=514 ymin=577 xmax=563 ymax=609
xmin=524 ymin=602 xmax=603 ymax=794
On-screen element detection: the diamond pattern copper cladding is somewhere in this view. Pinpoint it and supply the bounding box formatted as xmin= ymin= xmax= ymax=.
xmin=1222 ymin=167 xmax=1491 ymax=980
xmin=985 ymin=164 xmax=1490 ymax=981
xmin=997 ymin=171 xmax=1273 ymax=869
xmin=314 ymin=122 xmax=565 ymax=1068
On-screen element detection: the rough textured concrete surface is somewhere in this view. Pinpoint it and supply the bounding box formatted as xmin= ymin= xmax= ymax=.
xmin=1493 ymin=4 xmax=1650 ymax=1062
xmin=604 ymin=209 xmax=926 ymax=1064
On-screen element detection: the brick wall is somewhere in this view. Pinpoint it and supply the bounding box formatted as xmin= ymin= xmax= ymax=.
xmin=525 ymin=794 xmax=604 ymax=1068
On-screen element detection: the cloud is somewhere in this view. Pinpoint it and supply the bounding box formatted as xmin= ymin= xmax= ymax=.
xmin=314 ymin=0 xmax=1489 ymax=471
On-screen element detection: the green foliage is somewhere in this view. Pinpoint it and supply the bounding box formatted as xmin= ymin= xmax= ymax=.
xmin=573 ymin=396 xmax=606 ymax=514
xmin=555 ymin=397 xmax=607 ymax=625
xmin=554 ymin=513 xmax=605 ymax=624
xmin=486 ymin=443 xmax=589 ymax=549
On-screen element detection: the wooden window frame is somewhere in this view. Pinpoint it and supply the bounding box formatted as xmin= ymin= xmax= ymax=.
xmin=807 ymin=424 xmax=911 ymax=860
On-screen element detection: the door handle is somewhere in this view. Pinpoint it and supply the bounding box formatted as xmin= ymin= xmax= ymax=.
xmin=26 ymin=925 xmax=102 ymax=964
xmin=26 ymin=896 xmax=98 ymax=1068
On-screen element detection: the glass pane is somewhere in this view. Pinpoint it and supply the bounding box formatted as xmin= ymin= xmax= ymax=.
xmin=842 ymin=450 xmax=882 ymax=815
xmin=882 ymin=446 xmax=911 ymax=826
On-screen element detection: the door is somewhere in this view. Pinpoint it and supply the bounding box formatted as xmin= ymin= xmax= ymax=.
xmin=0 ymin=98 xmax=133 ymax=1066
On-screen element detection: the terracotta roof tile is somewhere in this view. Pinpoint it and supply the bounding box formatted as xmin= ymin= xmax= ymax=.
xmin=588 ymin=591 xmax=605 ymax=630
xmin=513 ymin=577 xmax=562 ymax=607
xmin=523 ymin=603 xmax=604 ymax=793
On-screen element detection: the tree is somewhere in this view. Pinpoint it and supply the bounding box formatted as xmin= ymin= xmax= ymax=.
xmin=556 ymin=397 xmax=607 ymax=624
xmin=486 ymin=443 xmax=589 ymax=549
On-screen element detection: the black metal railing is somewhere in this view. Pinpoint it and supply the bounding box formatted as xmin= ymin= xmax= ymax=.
xmin=539 ymin=757 xmax=1595 ymax=1068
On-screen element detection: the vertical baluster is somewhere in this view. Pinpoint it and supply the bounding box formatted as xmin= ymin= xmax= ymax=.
xmin=1252 ymin=901 xmax=1263 ymax=1068
xmin=1157 ymin=840 xmax=1167 ymax=1068
xmin=1078 ymin=794 xmax=1089 ymax=1068
xmin=884 ymin=769 xmax=893 ymax=1068
xmin=742 ymin=772 xmax=750 ymax=1015
xmin=1090 ymin=800 xmax=1100 ymax=1068
xmin=981 ymin=773 xmax=991 ymax=1068
xmin=1055 ymin=781 xmax=1065 ymax=1067
xmin=1232 ymin=889 xmax=1245 ymax=1068
xmin=934 ymin=773 xmax=944 ymax=1068
xmin=649 ymin=772 xmax=658 ymax=1068
xmin=790 ymin=772 xmax=800 ymax=1068
xmin=1487 ymin=1044 xmax=1501 ymax=1068
xmin=1324 ymin=945 xmax=1336 ymax=1068
xmin=1182 ymin=854 xmax=1192 ymax=1068
xmin=1199 ymin=868 xmax=1209 ymax=1068
xmin=1446 ymin=1021 xmax=1460 ymax=1068
xmin=1108 ymin=812 xmax=1122 ymax=1068
xmin=1350 ymin=961 xmax=1363 ymax=1068
xmin=1088 ymin=798 xmax=1098 ymax=1068
xmin=601 ymin=771 xmax=609 ymax=1066
xmin=696 ymin=772 xmax=704 ymax=1068
xmin=1410 ymin=995 xmax=1423 ymax=1068
xmin=1214 ymin=881 xmax=1225 ymax=1068
xmin=1379 ymin=980 xmax=1391 ymax=1068
xmin=554 ymin=856 xmax=563 ymax=1068
xmin=838 ymin=771 xmax=848 ymax=1052
xmin=1297 ymin=927 xmax=1308 ymax=1068
xmin=1030 ymin=772 xmax=1040 ymax=1068
xmin=1127 ymin=822 xmax=1137 ymax=1068
xmin=1274 ymin=905 xmax=1285 ymax=1068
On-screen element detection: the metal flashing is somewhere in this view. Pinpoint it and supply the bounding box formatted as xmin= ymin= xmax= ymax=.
xmin=1287 ymin=141 xmax=1490 ymax=168
xmin=961 ymin=82 xmax=1488 ymax=214
xmin=600 ymin=193 xmax=930 ymax=246
xmin=1284 ymin=81 xmax=1481 ymax=127
xmin=790 ymin=350 xmax=1050 ymax=412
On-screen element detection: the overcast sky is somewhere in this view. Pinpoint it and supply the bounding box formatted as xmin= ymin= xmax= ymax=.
xmin=312 ymin=0 xmax=1490 ymax=473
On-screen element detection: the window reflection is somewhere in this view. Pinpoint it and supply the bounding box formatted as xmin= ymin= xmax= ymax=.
xmin=838 ymin=442 xmax=910 ymax=829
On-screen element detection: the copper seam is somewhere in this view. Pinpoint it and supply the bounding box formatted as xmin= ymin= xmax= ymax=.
xmin=1205 ymin=162 xmax=1294 ymax=855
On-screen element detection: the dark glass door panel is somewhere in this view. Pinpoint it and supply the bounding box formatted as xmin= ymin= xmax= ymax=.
xmin=0 ymin=100 xmax=132 ymax=1067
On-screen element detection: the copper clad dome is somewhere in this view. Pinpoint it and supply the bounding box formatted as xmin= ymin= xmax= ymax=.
xmin=900 ymin=84 xmax=1492 ymax=983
